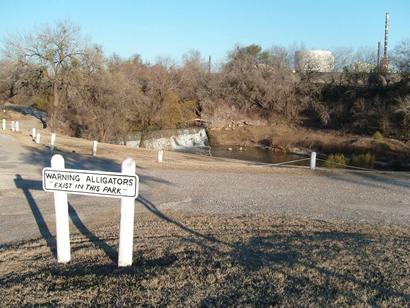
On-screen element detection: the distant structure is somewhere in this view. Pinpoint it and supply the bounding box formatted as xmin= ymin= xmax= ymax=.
xmin=294 ymin=50 xmax=334 ymax=73
xmin=377 ymin=41 xmax=381 ymax=69
xmin=382 ymin=12 xmax=390 ymax=72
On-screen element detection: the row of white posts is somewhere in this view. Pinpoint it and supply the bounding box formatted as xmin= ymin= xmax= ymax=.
xmin=2 ymin=119 xmax=20 ymax=132
xmin=3 ymin=120 xmax=168 ymax=163
xmin=3 ymin=118 xmax=306 ymax=167
xmin=30 ymin=128 xmax=97 ymax=155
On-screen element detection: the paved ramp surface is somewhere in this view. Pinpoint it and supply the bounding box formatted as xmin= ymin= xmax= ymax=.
xmin=1 ymin=133 xmax=410 ymax=245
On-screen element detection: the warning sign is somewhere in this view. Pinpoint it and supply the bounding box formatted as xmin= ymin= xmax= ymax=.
xmin=42 ymin=168 xmax=139 ymax=198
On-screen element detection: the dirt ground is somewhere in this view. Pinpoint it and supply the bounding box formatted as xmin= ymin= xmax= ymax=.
xmin=1 ymin=212 xmax=409 ymax=306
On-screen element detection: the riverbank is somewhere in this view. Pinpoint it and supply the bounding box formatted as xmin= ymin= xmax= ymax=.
xmin=208 ymin=125 xmax=410 ymax=170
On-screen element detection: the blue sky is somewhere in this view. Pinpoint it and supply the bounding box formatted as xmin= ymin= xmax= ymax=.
xmin=1 ymin=0 xmax=409 ymax=64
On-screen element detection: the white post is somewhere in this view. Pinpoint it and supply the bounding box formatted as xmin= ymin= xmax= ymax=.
xmin=51 ymin=154 xmax=71 ymax=263
xmin=157 ymin=150 xmax=163 ymax=163
xmin=310 ymin=151 xmax=317 ymax=170
xmin=118 ymin=157 xmax=136 ymax=267
xmin=2 ymin=119 xmax=5 ymax=130
xmin=15 ymin=121 xmax=19 ymax=132
xmin=11 ymin=121 xmax=15 ymax=131
xmin=32 ymin=128 xmax=37 ymax=140
xmin=50 ymin=133 xmax=56 ymax=151
xmin=36 ymin=133 xmax=41 ymax=144
xmin=92 ymin=140 xmax=98 ymax=156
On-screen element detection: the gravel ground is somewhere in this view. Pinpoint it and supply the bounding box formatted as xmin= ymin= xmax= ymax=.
xmin=1 ymin=133 xmax=410 ymax=244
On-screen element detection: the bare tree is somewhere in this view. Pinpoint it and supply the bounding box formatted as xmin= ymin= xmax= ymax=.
xmin=218 ymin=44 xmax=301 ymax=121
xmin=392 ymin=39 xmax=410 ymax=74
xmin=4 ymin=21 xmax=86 ymax=131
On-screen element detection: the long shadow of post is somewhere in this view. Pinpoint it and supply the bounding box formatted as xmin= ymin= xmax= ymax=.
xmin=68 ymin=202 xmax=117 ymax=263
xmin=14 ymin=174 xmax=117 ymax=263
xmin=14 ymin=174 xmax=57 ymax=257
xmin=138 ymin=195 xmax=225 ymax=246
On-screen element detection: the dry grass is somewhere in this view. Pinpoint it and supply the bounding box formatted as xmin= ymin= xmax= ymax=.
xmin=1 ymin=212 xmax=409 ymax=306
xmin=209 ymin=125 xmax=410 ymax=158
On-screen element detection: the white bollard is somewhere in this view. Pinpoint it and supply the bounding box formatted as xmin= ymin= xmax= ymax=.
xmin=310 ymin=151 xmax=317 ymax=170
xmin=11 ymin=121 xmax=15 ymax=131
xmin=118 ymin=158 xmax=136 ymax=267
xmin=36 ymin=133 xmax=41 ymax=144
xmin=32 ymin=128 xmax=37 ymax=140
xmin=50 ymin=133 xmax=56 ymax=151
xmin=2 ymin=119 xmax=5 ymax=130
xmin=92 ymin=140 xmax=98 ymax=156
xmin=51 ymin=154 xmax=71 ymax=263
xmin=15 ymin=121 xmax=19 ymax=132
xmin=157 ymin=150 xmax=163 ymax=163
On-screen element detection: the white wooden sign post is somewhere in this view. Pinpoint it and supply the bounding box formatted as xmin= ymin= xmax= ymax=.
xmin=11 ymin=121 xmax=15 ymax=131
xmin=50 ymin=133 xmax=56 ymax=151
xmin=15 ymin=121 xmax=19 ymax=132
xmin=36 ymin=133 xmax=41 ymax=144
xmin=92 ymin=140 xmax=98 ymax=156
xmin=51 ymin=155 xmax=71 ymax=263
xmin=157 ymin=150 xmax=163 ymax=163
xmin=118 ymin=158 xmax=137 ymax=266
xmin=2 ymin=119 xmax=5 ymax=130
xmin=42 ymin=154 xmax=139 ymax=267
xmin=32 ymin=128 xmax=37 ymax=140
xmin=310 ymin=151 xmax=317 ymax=170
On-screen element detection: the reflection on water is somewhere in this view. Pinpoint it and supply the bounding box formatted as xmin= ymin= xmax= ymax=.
xmin=210 ymin=146 xmax=309 ymax=166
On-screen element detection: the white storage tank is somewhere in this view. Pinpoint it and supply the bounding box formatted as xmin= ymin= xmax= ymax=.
xmin=295 ymin=50 xmax=334 ymax=72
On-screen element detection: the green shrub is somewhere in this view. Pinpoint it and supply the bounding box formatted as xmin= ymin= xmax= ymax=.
xmin=351 ymin=152 xmax=375 ymax=168
xmin=324 ymin=153 xmax=347 ymax=168
xmin=373 ymin=131 xmax=383 ymax=141
xmin=32 ymin=98 xmax=47 ymax=111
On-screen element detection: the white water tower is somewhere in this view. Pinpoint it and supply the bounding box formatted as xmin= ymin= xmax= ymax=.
xmin=295 ymin=50 xmax=334 ymax=72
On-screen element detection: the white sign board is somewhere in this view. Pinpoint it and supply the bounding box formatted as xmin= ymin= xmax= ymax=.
xmin=42 ymin=168 xmax=139 ymax=198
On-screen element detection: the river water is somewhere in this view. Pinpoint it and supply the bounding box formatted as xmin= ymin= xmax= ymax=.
xmin=207 ymin=146 xmax=410 ymax=171
xmin=209 ymin=146 xmax=310 ymax=166
xmin=177 ymin=143 xmax=410 ymax=171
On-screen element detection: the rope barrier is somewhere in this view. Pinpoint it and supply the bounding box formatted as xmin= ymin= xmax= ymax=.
xmin=252 ymin=158 xmax=310 ymax=167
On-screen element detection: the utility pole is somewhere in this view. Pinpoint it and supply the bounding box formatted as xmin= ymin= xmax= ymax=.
xmin=377 ymin=41 xmax=381 ymax=71
xmin=382 ymin=12 xmax=390 ymax=72
xmin=208 ymin=56 xmax=212 ymax=74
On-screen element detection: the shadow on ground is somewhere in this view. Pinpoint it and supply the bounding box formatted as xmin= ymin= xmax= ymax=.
xmin=317 ymin=168 xmax=410 ymax=192
xmin=20 ymin=144 xmax=130 ymax=172
xmin=1 ymin=193 xmax=409 ymax=305
xmin=135 ymin=195 xmax=410 ymax=306
xmin=2 ymin=193 xmax=409 ymax=305
xmin=20 ymin=144 xmax=174 ymax=186
xmin=14 ymin=174 xmax=118 ymax=261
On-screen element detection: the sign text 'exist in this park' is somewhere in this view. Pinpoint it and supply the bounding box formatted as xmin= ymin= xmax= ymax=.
xmin=42 ymin=168 xmax=139 ymax=198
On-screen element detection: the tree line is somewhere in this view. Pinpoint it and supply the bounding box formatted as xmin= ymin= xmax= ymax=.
xmin=1 ymin=21 xmax=409 ymax=143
